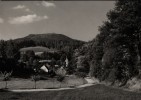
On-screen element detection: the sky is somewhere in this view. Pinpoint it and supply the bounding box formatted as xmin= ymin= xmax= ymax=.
xmin=0 ymin=1 xmax=115 ymax=42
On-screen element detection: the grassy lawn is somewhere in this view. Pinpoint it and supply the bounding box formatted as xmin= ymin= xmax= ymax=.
xmin=0 ymin=76 xmax=86 ymax=89
xmin=0 ymin=84 xmax=141 ymax=100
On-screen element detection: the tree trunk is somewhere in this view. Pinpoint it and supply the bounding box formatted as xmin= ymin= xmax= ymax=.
xmin=138 ymin=44 xmax=141 ymax=63
xmin=136 ymin=29 xmax=141 ymax=68
xmin=60 ymin=82 xmax=61 ymax=88
xmin=35 ymin=81 xmax=36 ymax=89
xmin=5 ymin=81 xmax=7 ymax=89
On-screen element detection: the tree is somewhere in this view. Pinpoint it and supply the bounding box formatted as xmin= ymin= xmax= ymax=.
xmin=0 ymin=71 xmax=12 ymax=89
xmin=6 ymin=40 xmax=17 ymax=58
xmin=102 ymin=0 xmax=140 ymax=81
xmin=50 ymin=58 xmax=56 ymax=66
xmin=33 ymin=59 xmax=39 ymax=69
xmin=66 ymin=58 xmax=77 ymax=74
xmin=31 ymin=75 xmax=40 ymax=89
xmin=26 ymin=50 xmax=35 ymax=59
xmin=20 ymin=54 xmax=28 ymax=62
xmin=56 ymin=67 xmax=66 ymax=82
xmin=85 ymin=0 xmax=141 ymax=84
xmin=60 ymin=53 xmax=66 ymax=62
xmin=105 ymin=0 xmax=141 ymax=59
xmin=31 ymin=68 xmax=40 ymax=89
xmin=0 ymin=40 xmax=7 ymax=58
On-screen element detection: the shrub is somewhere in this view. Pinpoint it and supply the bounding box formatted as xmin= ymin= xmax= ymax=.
xmin=56 ymin=67 xmax=66 ymax=76
xmin=75 ymin=71 xmax=87 ymax=78
xmin=57 ymin=75 xmax=65 ymax=82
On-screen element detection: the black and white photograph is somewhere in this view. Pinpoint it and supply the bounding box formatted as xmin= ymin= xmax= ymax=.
xmin=0 ymin=0 xmax=141 ymax=100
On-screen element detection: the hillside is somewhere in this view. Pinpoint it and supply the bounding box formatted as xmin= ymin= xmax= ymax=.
xmin=14 ymin=33 xmax=84 ymax=43
xmin=13 ymin=33 xmax=85 ymax=50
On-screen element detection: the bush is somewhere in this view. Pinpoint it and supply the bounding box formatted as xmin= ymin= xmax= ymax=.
xmin=75 ymin=71 xmax=87 ymax=78
xmin=57 ymin=75 xmax=65 ymax=82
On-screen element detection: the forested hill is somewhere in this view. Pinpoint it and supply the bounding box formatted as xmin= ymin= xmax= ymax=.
xmin=12 ymin=33 xmax=85 ymax=50
xmin=0 ymin=33 xmax=86 ymax=58
xmin=14 ymin=33 xmax=83 ymax=43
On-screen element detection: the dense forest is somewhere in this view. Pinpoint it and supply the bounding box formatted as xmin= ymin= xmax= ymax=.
xmin=0 ymin=33 xmax=85 ymax=59
xmin=75 ymin=0 xmax=141 ymax=85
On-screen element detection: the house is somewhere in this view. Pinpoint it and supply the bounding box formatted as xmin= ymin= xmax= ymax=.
xmin=65 ymin=57 xmax=69 ymax=67
xmin=38 ymin=62 xmax=57 ymax=78
xmin=40 ymin=64 xmax=49 ymax=73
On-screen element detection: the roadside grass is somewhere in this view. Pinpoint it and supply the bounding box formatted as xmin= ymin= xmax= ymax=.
xmin=0 ymin=84 xmax=141 ymax=100
xmin=0 ymin=75 xmax=86 ymax=89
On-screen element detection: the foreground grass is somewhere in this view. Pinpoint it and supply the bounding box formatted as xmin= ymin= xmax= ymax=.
xmin=0 ymin=84 xmax=141 ymax=100
xmin=0 ymin=76 xmax=86 ymax=89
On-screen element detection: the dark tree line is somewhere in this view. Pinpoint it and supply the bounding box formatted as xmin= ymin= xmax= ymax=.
xmin=0 ymin=38 xmax=84 ymax=59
